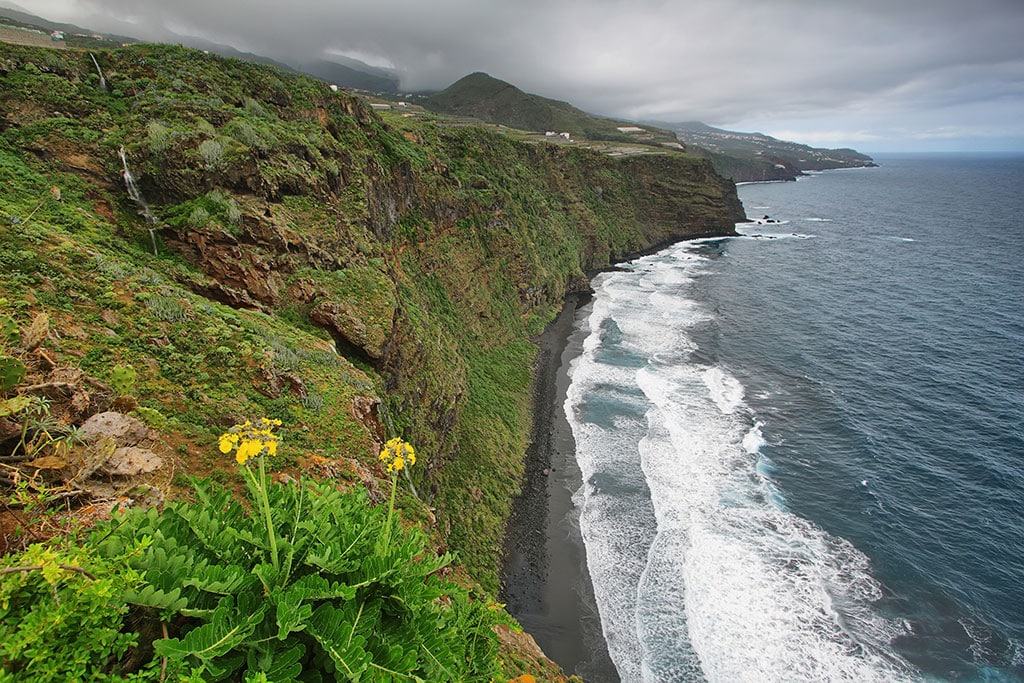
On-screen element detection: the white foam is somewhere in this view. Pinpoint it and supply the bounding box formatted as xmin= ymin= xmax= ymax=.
xmin=566 ymin=242 xmax=918 ymax=683
xmin=704 ymin=367 xmax=745 ymax=414
xmin=743 ymin=420 xmax=767 ymax=454
xmin=734 ymin=224 xmax=816 ymax=242
xmin=805 ymin=217 xmax=833 ymax=222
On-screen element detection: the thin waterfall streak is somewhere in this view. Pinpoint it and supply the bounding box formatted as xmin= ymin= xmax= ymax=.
xmin=89 ymin=53 xmax=107 ymax=92
xmin=118 ymin=146 xmax=158 ymax=255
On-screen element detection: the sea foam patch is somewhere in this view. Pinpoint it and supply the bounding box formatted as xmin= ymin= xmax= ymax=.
xmin=567 ymin=241 xmax=918 ymax=682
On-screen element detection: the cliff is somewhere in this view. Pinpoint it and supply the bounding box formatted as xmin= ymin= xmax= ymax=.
xmin=0 ymin=41 xmax=743 ymax=600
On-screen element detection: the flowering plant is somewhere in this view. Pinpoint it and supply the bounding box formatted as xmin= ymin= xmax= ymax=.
xmin=218 ymin=418 xmax=283 ymax=569
xmin=378 ymin=436 xmax=416 ymax=554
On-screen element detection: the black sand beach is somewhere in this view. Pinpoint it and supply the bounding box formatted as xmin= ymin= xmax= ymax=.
xmin=500 ymin=293 xmax=620 ymax=683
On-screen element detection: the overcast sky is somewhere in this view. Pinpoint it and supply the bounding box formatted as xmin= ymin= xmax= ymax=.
xmin=9 ymin=0 xmax=1024 ymax=152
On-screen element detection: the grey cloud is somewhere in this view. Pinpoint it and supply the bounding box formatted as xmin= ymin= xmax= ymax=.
xmin=16 ymin=0 xmax=1024 ymax=150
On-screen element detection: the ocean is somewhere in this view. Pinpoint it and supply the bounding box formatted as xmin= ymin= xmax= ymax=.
xmin=564 ymin=154 xmax=1024 ymax=682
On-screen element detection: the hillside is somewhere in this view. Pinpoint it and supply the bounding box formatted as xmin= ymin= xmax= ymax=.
xmin=0 ymin=39 xmax=741 ymax=607
xmin=424 ymin=71 xmax=681 ymax=146
xmin=0 ymin=4 xmax=135 ymax=48
xmin=0 ymin=6 xmax=403 ymax=92
xmin=296 ymin=57 xmax=399 ymax=93
xmin=665 ymin=121 xmax=877 ymax=181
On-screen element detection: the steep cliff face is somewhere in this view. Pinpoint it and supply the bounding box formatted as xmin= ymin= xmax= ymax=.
xmin=0 ymin=42 xmax=744 ymax=590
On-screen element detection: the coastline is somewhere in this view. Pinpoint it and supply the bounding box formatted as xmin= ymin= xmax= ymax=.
xmin=500 ymin=292 xmax=620 ymax=683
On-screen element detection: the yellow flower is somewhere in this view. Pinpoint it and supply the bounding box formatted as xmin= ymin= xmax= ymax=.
xmin=219 ymin=418 xmax=282 ymax=466
xmin=379 ymin=437 xmax=416 ymax=474
xmin=218 ymin=432 xmax=239 ymax=453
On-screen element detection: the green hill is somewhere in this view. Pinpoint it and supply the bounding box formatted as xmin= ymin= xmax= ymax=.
xmin=424 ymin=71 xmax=680 ymax=145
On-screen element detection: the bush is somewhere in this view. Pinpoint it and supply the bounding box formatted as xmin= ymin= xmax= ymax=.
xmin=0 ymin=544 xmax=155 ymax=682
xmin=0 ymin=426 xmax=509 ymax=681
xmin=198 ymin=139 xmax=223 ymax=169
xmin=146 ymin=121 xmax=172 ymax=154
xmin=186 ymin=205 xmax=209 ymax=228
xmin=90 ymin=476 xmax=505 ymax=681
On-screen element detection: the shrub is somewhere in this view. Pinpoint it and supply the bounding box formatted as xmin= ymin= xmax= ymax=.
xmin=198 ymin=139 xmax=223 ymax=169
xmin=187 ymin=205 xmax=209 ymax=228
xmin=225 ymin=198 xmax=243 ymax=226
xmin=225 ymin=119 xmax=261 ymax=148
xmin=0 ymin=544 xmax=155 ymax=682
xmin=194 ymin=117 xmax=216 ymax=136
xmin=243 ymin=96 xmax=270 ymax=119
xmin=146 ymin=121 xmax=172 ymax=154
xmin=145 ymin=294 xmax=188 ymax=322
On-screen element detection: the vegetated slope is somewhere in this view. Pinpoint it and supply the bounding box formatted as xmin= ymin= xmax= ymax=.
xmin=666 ymin=120 xmax=877 ymax=181
xmin=0 ymin=6 xmax=398 ymax=91
xmin=0 ymin=42 xmax=743 ymax=594
xmin=424 ymin=71 xmax=679 ymax=145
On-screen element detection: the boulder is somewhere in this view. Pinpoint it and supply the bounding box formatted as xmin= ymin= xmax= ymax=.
xmin=102 ymin=446 xmax=163 ymax=476
xmin=77 ymin=411 xmax=149 ymax=447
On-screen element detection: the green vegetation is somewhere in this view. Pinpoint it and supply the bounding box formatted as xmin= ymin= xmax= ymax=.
xmin=1 ymin=426 xmax=512 ymax=681
xmin=0 ymin=38 xmax=741 ymax=663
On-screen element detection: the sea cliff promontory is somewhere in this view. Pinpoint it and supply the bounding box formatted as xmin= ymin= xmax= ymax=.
xmin=0 ymin=40 xmax=743 ymax=677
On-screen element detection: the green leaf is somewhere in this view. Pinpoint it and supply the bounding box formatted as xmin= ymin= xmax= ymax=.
xmin=245 ymin=642 xmax=304 ymax=683
xmin=288 ymin=574 xmax=356 ymax=602
xmin=271 ymin=585 xmax=312 ymax=640
xmin=183 ymin=561 xmax=257 ymax=595
xmin=0 ymin=394 xmax=32 ymax=417
xmin=154 ymin=594 xmax=267 ymax=665
xmin=307 ymin=602 xmax=374 ymax=680
xmin=122 ymin=583 xmax=188 ymax=614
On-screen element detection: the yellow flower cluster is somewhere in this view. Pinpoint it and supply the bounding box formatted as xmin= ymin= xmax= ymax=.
xmin=379 ymin=437 xmax=416 ymax=473
xmin=219 ymin=418 xmax=282 ymax=465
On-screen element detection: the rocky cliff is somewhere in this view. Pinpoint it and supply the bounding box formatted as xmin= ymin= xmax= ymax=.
xmin=0 ymin=42 xmax=744 ymax=593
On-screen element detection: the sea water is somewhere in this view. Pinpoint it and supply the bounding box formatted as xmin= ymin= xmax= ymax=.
xmin=566 ymin=155 xmax=1024 ymax=682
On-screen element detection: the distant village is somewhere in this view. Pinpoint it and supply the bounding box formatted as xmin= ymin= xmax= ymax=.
xmin=0 ymin=23 xmax=69 ymax=48
xmin=0 ymin=20 xmax=123 ymax=50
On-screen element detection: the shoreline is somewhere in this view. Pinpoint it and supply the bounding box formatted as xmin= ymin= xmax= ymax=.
xmin=500 ymin=291 xmax=620 ymax=682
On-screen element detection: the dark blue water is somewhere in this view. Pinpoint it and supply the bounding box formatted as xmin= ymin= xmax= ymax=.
xmin=567 ymin=155 xmax=1024 ymax=682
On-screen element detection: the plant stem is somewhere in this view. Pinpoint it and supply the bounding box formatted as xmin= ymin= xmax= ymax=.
xmin=257 ymin=456 xmax=279 ymax=571
xmin=380 ymin=473 xmax=398 ymax=554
